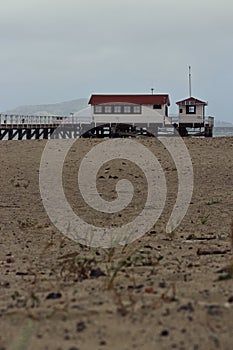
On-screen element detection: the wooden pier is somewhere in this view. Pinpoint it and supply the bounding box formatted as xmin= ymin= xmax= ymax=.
xmin=0 ymin=113 xmax=214 ymax=140
xmin=0 ymin=114 xmax=90 ymax=140
xmin=0 ymin=114 xmax=163 ymax=140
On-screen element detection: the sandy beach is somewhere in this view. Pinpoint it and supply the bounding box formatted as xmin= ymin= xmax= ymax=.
xmin=0 ymin=136 xmax=233 ymax=350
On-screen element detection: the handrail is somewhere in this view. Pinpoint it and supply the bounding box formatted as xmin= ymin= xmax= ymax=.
xmin=0 ymin=114 xmax=88 ymax=126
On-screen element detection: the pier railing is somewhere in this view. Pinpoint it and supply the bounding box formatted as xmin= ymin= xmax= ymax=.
xmin=0 ymin=114 xmax=93 ymax=140
xmin=0 ymin=114 xmax=87 ymax=126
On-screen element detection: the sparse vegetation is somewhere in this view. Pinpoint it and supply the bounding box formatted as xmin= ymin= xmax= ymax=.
xmin=1 ymin=136 xmax=233 ymax=350
xmin=206 ymin=199 xmax=220 ymax=205
xmin=199 ymin=211 xmax=210 ymax=225
xmin=57 ymin=244 xmax=163 ymax=291
xmin=18 ymin=218 xmax=38 ymax=229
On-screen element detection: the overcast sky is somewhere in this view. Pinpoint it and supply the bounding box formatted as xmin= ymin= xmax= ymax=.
xmin=0 ymin=0 xmax=233 ymax=121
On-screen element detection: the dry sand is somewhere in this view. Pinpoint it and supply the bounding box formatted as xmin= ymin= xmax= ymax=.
xmin=0 ymin=137 xmax=233 ymax=350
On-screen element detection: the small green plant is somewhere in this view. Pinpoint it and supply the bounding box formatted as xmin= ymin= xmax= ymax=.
xmin=106 ymin=247 xmax=116 ymax=262
xmin=29 ymin=292 xmax=40 ymax=307
xmin=206 ymin=199 xmax=220 ymax=205
xmin=159 ymin=278 xmax=166 ymax=288
xmin=106 ymin=251 xmax=162 ymax=290
xmin=166 ymin=228 xmax=177 ymax=240
xmin=113 ymin=289 xmax=129 ymax=316
xmin=106 ymin=257 xmax=131 ymax=290
xmin=199 ymin=212 xmax=210 ymax=225
xmin=11 ymin=291 xmax=20 ymax=301
xmin=23 ymin=180 xmax=30 ymax=189
xmin=217 ymin=271 xmax=232 ymax=281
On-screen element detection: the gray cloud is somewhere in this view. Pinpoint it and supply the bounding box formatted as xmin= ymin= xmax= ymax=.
xmin=0 ymin=0 xmax=233 ymax=121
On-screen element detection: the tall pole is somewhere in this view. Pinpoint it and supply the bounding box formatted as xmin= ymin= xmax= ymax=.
xmin=189 ymin=66 xmax=192 ymax=97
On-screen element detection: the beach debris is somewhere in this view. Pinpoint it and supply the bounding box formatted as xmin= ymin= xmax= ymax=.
xmin=15 ymin=271 xmax=28 ymax=276
xmin=186 ymin=234 xmax=217 ymax=241
xmin=197 ymin=248 xmax=230 ymax=255
xmin=46 ymin=292 xmax=62 ymax=300
xmin=160 ymin=329 xmax=169 ymax=337
xmin=76 ymin=321 xmax=86 ymax=333
xmin=177 ymin=302 xmax=194 ymax=313
xmin=5 ymin=252 xmax=15 ymax=264
xmin=90 ymin=268 xmax=106 ymax=278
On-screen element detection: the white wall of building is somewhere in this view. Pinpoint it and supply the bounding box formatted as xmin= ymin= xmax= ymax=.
xmin=91 ymin=104 xmax=166 ymax=124
xmin=178 ymin=104 xmax=205 ymax=124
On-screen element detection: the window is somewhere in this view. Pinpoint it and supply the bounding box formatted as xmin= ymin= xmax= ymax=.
xmin=133 ymin=105 xmax=141 ymax=114
xmin=94 ymin=105 xmax=102 ymax=113
xmin=123 ymin=105 xmax=131 ymax=113
xmin=104 ymin=105 xmax=112 ymax=113
xmin=94 ymin=104 xmax=141 ymax=114
xmin=113 ymin=105 xmax=122 ymax=113
xmin=180 ymin=108 xmax=183 ymax=113
xmin=153 ymin=104 xmax=162 ymax=109
xmin=186 ymin=105 xmax=196 ymax=114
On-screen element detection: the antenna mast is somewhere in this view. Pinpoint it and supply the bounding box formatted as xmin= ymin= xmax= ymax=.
xmin=189 ymin=66 xmax=192 ymax=97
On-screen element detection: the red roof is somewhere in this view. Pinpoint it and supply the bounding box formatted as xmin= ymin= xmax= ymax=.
xmin=89 ymin=94 xmax=170 ymax=106
xmin=176 ymin=97 xmax=207 ymax=105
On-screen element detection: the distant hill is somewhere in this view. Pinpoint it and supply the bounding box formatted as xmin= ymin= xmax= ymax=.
xmin=215 ymin=120 xmax=233 ymax=127
xmin=3 ymin=98 xmax=88 ymax=116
